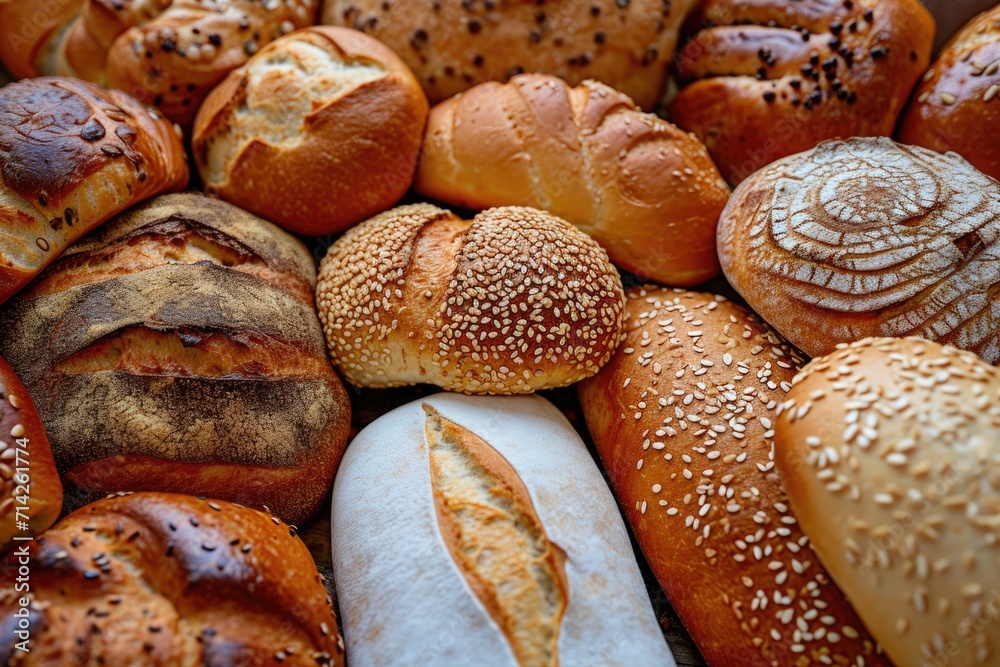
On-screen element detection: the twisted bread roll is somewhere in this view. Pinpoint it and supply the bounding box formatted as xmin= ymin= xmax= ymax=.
xmin=899 ymin=4 xmax=1000 ymax=182
xmin=415 ymin=74 xmax=730 ymax=287
xmin=669 ymin=0 xmax=934 ymax=185
xmin=718 ymin=137 xmax=1000 ymax=363
xmin=0 ymin=493 xmax=345 ymax=666
xmin=316 ymin=203 xmax=626 ymax=394
xmin=0 ymin=0 xmax=82 ymax=79
xmin=775 ymin=337 xmax=1000 ymax=667
xmin=0 ymin=77 xmax=188 ymax=306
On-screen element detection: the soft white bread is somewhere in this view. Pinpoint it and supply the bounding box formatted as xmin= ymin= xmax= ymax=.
xmin=774 ymin=337 xmax=1000 ymax=667
xmin=330 ymin=392 xmax=674 ymax=667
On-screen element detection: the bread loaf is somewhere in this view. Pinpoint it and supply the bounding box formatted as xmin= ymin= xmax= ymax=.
xmin=316 ymin=203 xmax=626 ymax=394
xmin=193 ymin=26 xmax=428 ymax=236
xmin=899 ymin=4 xmax=1000 ymax=182
xmin=670 ymin=0 xmax=934 ymax=184
xmin=0 ymin=193 xmax=350 ymax=525
xmin=415 ymin=74 xmax=730 ymax=287
xmin=578 ymin=286 xmax=887 ymax=667
xmin=0 ymin=492 xmax=345 ymax=666
xmin=774 ymin=337 xmax=1000 ymax=667
xmin=320 ymin=0 xmax=698 ymax=109
xmin=331 ymin=392 xmax=674 ymax=667
xmin=920 ymin=0 xmax=1000 ymax=51
xmin=0 ymin=356 xmax=61 ymax=552
xmin=0 ymin=0 xmax=81 ymax=79
xmin=718 ymin=137 xmax=1000 ymax=363
xmin=0 ymin=77 xmax=188 ymax=306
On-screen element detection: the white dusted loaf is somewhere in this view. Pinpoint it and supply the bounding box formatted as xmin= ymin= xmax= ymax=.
xmin=330 ymin=393 xmax=674 ymax=667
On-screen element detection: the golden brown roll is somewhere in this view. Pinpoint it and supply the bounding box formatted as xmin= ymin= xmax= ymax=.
xmin=320 ymin=0 xmax=699 ymax=110
xmin=0 ymin=0 xmax=82 ymax=79
xmin=718 ymin=137 xmax=1000 ymax=363
xmin=0 ymin=77 xmax=189 ymax=306
xmin=316 ymin=203 xmax=626 ymax=395
xmin=670 ymin=0 xmax=934 ymax=184
xmin=899 ymin=5 xmax=1000 ymax=182
xmin=193 ymin=26 xmax=428 ymax=236
xmin=775 ymin=337 xmax=1000 ymax=667
xmin=415 ymin=73 xmax=730 ymax=287
xmin=0 ymin=493 xmax=345 ymax=666
xmin=578 ymin=286 xmax=886 ymax=667
xmin=0 ymin=193 xmax=351 ymax=525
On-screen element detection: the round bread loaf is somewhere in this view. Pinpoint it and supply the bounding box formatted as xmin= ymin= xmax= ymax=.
xmin=320 ymin=0 xmax=698 ymax=110
xmin=718 ymin=137 xmax=1000 ymax=364
xmin=899 ymin=4 xmax=1000 ymax=182
xmin=193 ymin=26 xmax=428 ymax=236
xmin=0 ymin=193 xmax=351 ymax=525
xmin=331 ymin=392 xmax=674 ymax=667
xmin=774 ymin=337 xmax=1000 ymax=667
xmin=415 ymin=73 xmax=730 ymax=287
xmin=578 ymin=286 xmax=887 ymax=667
xmin=0 ymin=492 xmax=344 ymax=666
xmin=316 ymin=203 xmax=626 ymax=394
xmin=669 ymin=0 xmax=934 ymax=185
xmin=0 ymin=356 xmax=61 ymax=552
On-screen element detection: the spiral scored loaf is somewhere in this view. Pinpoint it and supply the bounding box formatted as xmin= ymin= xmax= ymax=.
xmin=320 ymin=0 xmax=698 ymax=110
xmin=0 ymin=77 xmax=189 ymax=306
xmin=718 ymin=137 xmax=1000 ymax=364
xmin=669 ymin=0 xmax=934 ymax=185
xmin=193 ymin=26 xmax=428 ymax=236
xmin=0 ymin=493 xmax=345 ymax=666
xmin=415 ymin=74 xmax=730 ymax=287
xmin=316 ymin=203 xmax=626 ymax=394
xmin=774 ymin=337 xmax=1000 ymax=667
xmin=578 ymin=287 xmax=887 ymax=667
xmin=0 ymin=193 xmax=351 ymax=525
xmin=899 ymin=4 xmax=1000 ymax=182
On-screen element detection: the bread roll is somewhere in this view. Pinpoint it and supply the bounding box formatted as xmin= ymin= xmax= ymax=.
xmin=578 ymin=286 xmax=887 ymax=667
xmin=0 ymin=492 xmax=344 ymax=666
xmin=193 ymin=26 xmax=428 ymax=236
xmin=0 ymin=355 xmax=61 ymax=551
xmin=774 ymin=337 xmax=1000 ymax=667
xmin=331 ymin=392 xmax=674 ymax=667
xmin=718 ymin=137 xmax=1000 ymax=364
xmin=0 ymin=0 xmax=82 ymax=79
xmin=899 ymin=5 xmax=1000 ymax=182
xmin=320 ymin=0 xmax=698 ymax=110
xmin=0 ymin=77 xmax=188 ymax=306
xmin=415 ymin=74 xmax=730 ymax=287
xmin=670 ymin=0 xmax=934 ymax=185
xmin=0 ymin=193 xmax=350 ymax=525
xmin=920 ymin=0 xmax=1000 ymax=52
xmin=316 ymin=203 xmax=626 ymax=394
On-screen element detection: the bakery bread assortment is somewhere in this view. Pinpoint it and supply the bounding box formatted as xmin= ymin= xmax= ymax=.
xmin=0 ymin=193 xmax=350 ymax=525
xmin=193 ymin=26 xmax=428 ymax=236
xmin=316 ymin=203 xmax=626 ymax=394
xmin=416 ymin=74 xmax=730 ymax=286
xmin=578 ymin=286 xmax=886 ymax=666
xmin=0 ymin=492 xmax=345 ymax=666
xmin=0 ymin=77 xmax=188 ymax=306
xmin=331 ymin=392 xmax=673 ymax=667
xmin=0 ymin=356 xmax=61 ymax=552
xmin=774 ymin=337 xmax=1000 ymax=667
xmin=718 ymin=137 xmax=1000 ymax=363
xmin=320 ymin=0 xmax=698 ymax=109
xmin=670 ymin=0 xmax=935 ymax=184
xmin=899 ymin=4 xmax=1000 ymax=182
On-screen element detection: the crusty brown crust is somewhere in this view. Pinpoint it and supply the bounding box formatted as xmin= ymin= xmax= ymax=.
xmin=415 ymin=74 xmax=730 ymax=287
xmin=578 ymin=286 xmax=887 ymax=666
xmin=0 ymin=193 xmax=350 ymax=525
xmin=670 ymin=0 xmax=934 ymax=185
xmin=899 ymin=5 xmax=1000 ymax=182
xmin=0 ymin=77 xmax=188 ymax=306
xmin=0 ymin=492 xmax=345 ymax=666
xmin=193 ymin=26 xmax=428 ymax=236
xmin=321 ymin=0 xmax=699 ymax=110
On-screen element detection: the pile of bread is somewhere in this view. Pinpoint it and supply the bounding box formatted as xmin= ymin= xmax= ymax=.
xmin=0 ymin=1 xmax=999 ymax=666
